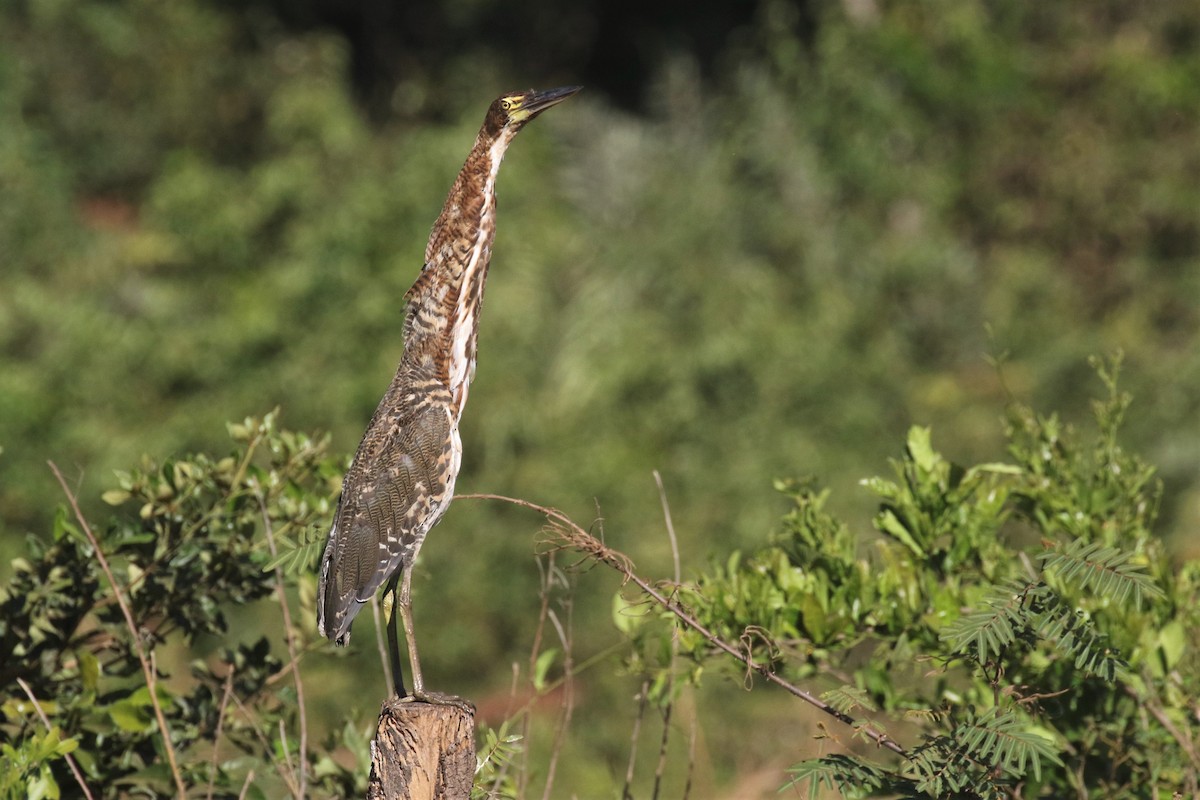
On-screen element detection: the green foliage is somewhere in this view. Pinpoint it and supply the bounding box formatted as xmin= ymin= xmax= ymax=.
xmin=0 ymin=412 xmax=361 ymax=797
xmin=0 ymin=724 xmax=78 ymax=800
xmin=263 ymin=515 xmax=330 ymax=577
xmin=3 ymin=0 xmax=1198 ymax=570
xmin=787 ymin=709 xmax=1063 ymax=800
xmin=472 ymin=720 xmax=524 ymax=800
xmin=785 ymin=754 xmax=894 ymax=800
xmin=1 ymin=0 xmax=1198 ymax=794
xmin=619 ymin=362 xmax=1199 ymax=797
xmin=0 ymin=372 xmax=1192 ymax=796
xmin=906 ymin=708 xmax=1062 ymax=796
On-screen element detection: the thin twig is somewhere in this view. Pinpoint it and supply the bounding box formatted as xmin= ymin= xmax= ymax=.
xmin=683 ymin=702 xmax=697 ymax=800
xmin=237 ymin=769 xmax=256 ymax=800
xmin=516 ymin=559 xmax=545 ymax=799
xmin=458 ymin=492 xmax=908 ymax=758
xmin=651 ymin=471 xmax=681 ymax=800
xmin=1013 ymin=686 xmax=1072 ymax=706
xmin=652 ymin=696 xmax=674 ymax=800
xmin=16 ymin=678 xmax=96 ymax=800
xmin=49 ymin=461 xmax=188 ymax=799
xmin=484 ymin=663 xmax=523 ymax=796
xmin=623 ymin=680 xmax=650 ymax=800
xmin=1126 ymin=683 xmax=1200 ymax=772
xmin=370 ymin=593 xmax=393 ymax=698
xmin=254 ymin=483 xmax=309 ymax=798
xmin=540 ymin=601 xmax=575 ymax=800
xmin=493 ymin=641 xmax=626 ymax=726
xmin=263 ymin=649 xmax=309 ymax=688
xmin=228 ymin=692 xmax=302 ymax=798
xmin=278 ymin=719 xmax=297 ymax=786
xmin=544 ymin=609 xmax=576 ymax=796
xmin=653 ymin=471 xmax=681 ymax=587
xmin=206 ymin=670 xmax=236 ymax=800
xmin=520 ymin=554 xmax=557 ymax=800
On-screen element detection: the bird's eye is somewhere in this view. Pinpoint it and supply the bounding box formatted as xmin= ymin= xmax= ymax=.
xmin=501 ymin=98 xmax=517 ymax=111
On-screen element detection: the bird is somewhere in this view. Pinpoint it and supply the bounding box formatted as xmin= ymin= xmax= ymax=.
xmin=317 ymin=85 xmax=581 ymax=705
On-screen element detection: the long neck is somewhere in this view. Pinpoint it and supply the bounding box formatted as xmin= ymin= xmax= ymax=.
xmin=401 ymin=126 xmax=515 ymax=418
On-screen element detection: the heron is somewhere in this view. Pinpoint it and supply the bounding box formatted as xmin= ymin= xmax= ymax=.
xmin=317 ymin=86 xmax=581 ymax=703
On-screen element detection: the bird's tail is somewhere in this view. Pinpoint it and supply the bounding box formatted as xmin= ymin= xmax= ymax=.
xmin=316 ymin=521 xmax=350 ymax=646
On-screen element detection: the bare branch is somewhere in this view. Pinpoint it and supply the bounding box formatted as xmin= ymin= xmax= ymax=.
xmin=229 ymin=691 xmax=303 ymax=798
xmin=651 ymin=471 xmax=681 ymax=800
xmin=683 ymin=705 xmax=697 ymax=800
xmin=237 ymin=769 xmax=256 ymax=800
xmin=254 ymin=482 xmax=308 ymax=798
xmin=653 ymin=471 xmax=681 ymax=586
xmin=370 ymin=593 xmax=393 ymax=700
xmin=540 ymin=602 xmax=575 ymax=800
xmin=205 ymin=670 xmax=235 ymax=800
xmin=623 ymin=680 xmax=649 ymax=800
xmin=49 ymin=461 xmax=188 ymax=799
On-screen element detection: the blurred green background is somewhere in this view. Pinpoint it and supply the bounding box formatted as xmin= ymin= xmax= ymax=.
xmin=2 ymin=0 xmax=1198 ymax=794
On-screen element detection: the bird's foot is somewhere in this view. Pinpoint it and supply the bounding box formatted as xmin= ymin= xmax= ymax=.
xmin=392 ymin=689 xmax=475 ymax=714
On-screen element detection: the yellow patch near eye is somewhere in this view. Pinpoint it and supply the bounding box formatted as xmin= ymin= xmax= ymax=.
xmin=501 ymin=97 xmax=519 ymax=111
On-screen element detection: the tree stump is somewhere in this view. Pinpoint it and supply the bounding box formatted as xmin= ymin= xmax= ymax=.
xmin=367 ymin=699 xmax=476 ymax=799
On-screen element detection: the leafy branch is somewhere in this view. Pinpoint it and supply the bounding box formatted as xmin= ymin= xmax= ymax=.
xmin=49 ymin=461 xmax=187 ymax=800
xmin=458 ymin=492 xmax=907 ymax=757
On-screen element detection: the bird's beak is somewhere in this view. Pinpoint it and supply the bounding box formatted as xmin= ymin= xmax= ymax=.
xmin=522 ymin=85 xmax=583 ymax=117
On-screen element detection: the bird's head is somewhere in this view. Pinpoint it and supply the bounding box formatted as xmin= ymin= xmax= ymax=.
xmin=483 ymin=85 xmax=582 ymax=137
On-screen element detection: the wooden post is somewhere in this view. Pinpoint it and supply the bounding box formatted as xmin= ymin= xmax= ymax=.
xmin=367 ymin=699 xmax=476 ymax=799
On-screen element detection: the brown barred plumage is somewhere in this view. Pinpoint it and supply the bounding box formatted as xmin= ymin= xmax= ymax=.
xmin=316 ymin=86 xmax=581 ymax=703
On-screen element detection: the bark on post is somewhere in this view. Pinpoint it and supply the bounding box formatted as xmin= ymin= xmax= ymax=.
xmin=367 ymin=699 xmax=476 ymax=799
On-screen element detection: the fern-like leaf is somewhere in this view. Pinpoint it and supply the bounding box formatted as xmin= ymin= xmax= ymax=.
xmin=782 ymin=754 xmax=889 ymax=798
xmin=908 ymin=742 xmax=979 ymax=796
xmin=1031 ymin=592 xmax=1127 ymax=680
xmin=940 ymin=579 xmax=1043 ymax=663
xmin=902 ymin=707 xmax=941 ymax=724
xmin=1039 ymin=538 xmax=1163 ymax=609
xmin=951 ymin=707 xmax=1063 ymax=782
xmin=908 ymin=708 xmax=1061 ymax=797
xmin=821 ymin=685 xmax=878 ymax=715
xmin=263 ymin=525 xmax=326 ymax=575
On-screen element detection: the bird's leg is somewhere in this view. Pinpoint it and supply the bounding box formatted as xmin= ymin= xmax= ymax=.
xmin=397 ymin=564 xmax=474 ymax=712
xmin=384 ymin=572 xmax=407 ymax=698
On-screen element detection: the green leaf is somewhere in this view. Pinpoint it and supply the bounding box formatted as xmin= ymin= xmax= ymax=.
xmin=950 ymin=708 xmax=1064 ymax=781
xmin=106 ymin=699 xmax=153 ymax=733
xmin=940 ymin=579 xmax=1042 ymax=664
xmin=820 ymin=685 xmax=877 ymax=714
xmin=76 ymin=649 xmax=101 ymax=693
xmin=906 ymin=425 xmax=938 ymax=473
xmin=1157 ymin=620 xmax=1186 ymax=670
xmin=27 ymin=772 xmax=58 ymax=800
xmin=51 ymin=737 xmax=77 ymax=757
xmin=532 ymin=648 xmax=558 ymax=691
xmin=783 ymin=754 xmax=889 ymax=796
xmin=101 ymin=489 xmax=131 ymax=506
xmin=1031 ymin=592 xmax=1126 ymax=680
xmin=262 ymin=537 xmax=324 ymax=575
xmin=962 ymin=462 xmax=1023 ymax=479
xmin=51 ymin=506 xmax=82 ymax=544
xmin=612 ymin=592 xmax=647 ymax=635
xmin=878 ymin=509 xmax=925 ymax=557
xmin=1039 ymin=539 xmax=1164 ymax=609
xmin=798 ymin=593 xmax=827 ymax=642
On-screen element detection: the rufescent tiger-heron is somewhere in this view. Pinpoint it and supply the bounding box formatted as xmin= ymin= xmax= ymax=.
xmin=316 ymin=86 xmax=581 ymax=704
